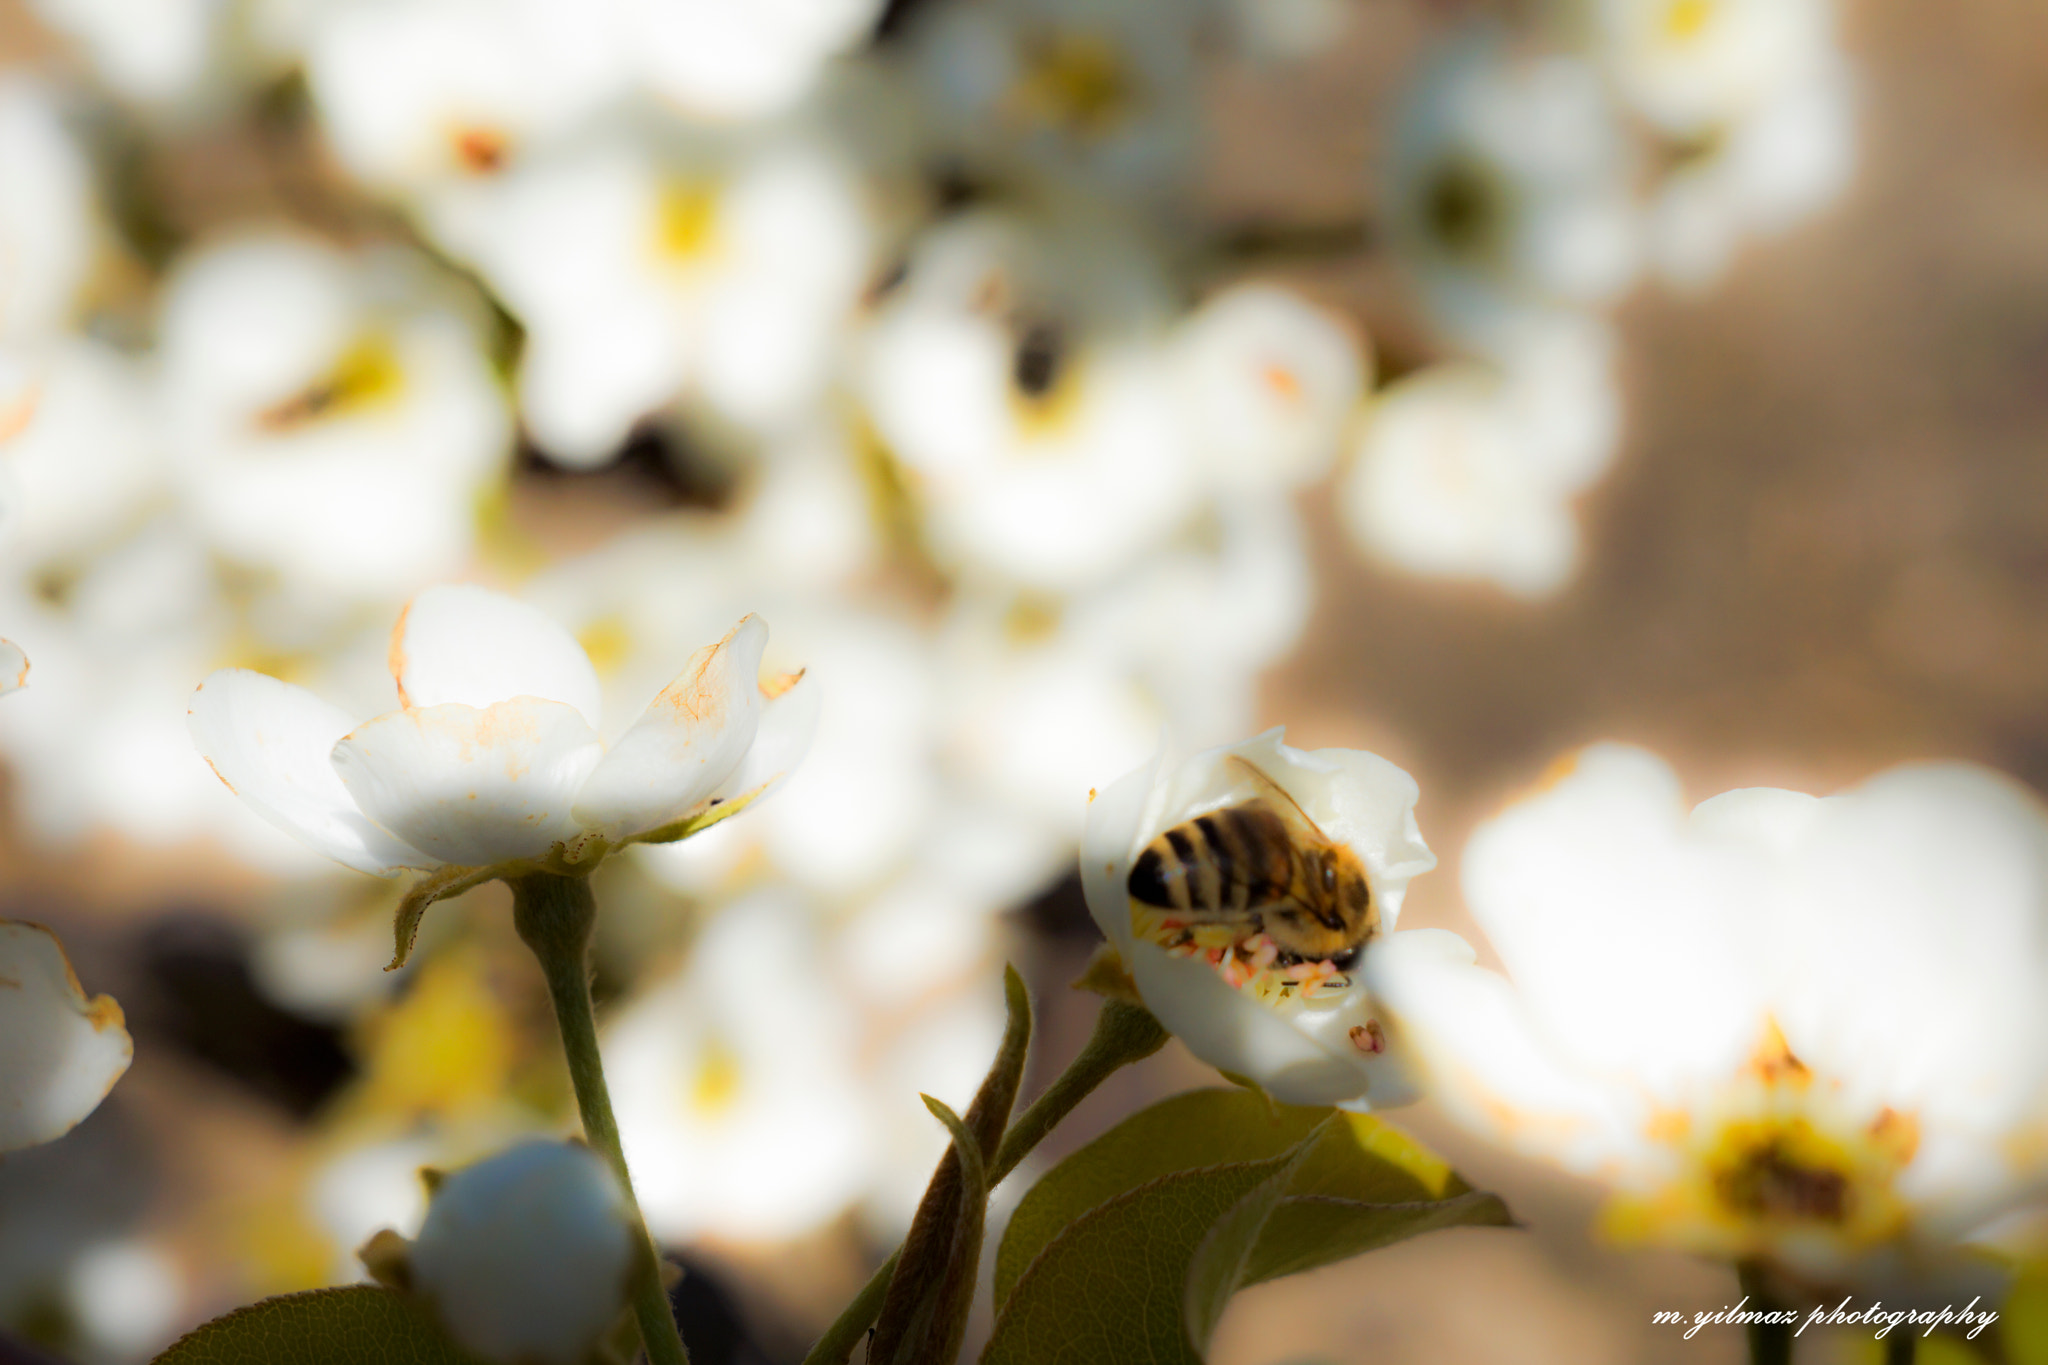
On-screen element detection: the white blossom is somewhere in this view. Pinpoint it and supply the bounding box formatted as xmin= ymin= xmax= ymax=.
xmin=605 ymin=891 xmax=879 ymax=1242
xmin=1169 ymin=283 xmax=1368 ymax=494
xmin=1368 ymin=744 xmax=2048 ymax=1288
xmin=1082 ymin=729 xmax=1454 ymax=1109
xmin=1338 ymin=316 xmax=1621 ymax=597
xmin=302 ymin=0 xmax=628 ymax=198
xmin=157 ymin=234 xmax=512 ymax=603
xmin=0 ymin=920 xmax=132 ymax=1153
xmin=1383 ymin=30 xmax=1637 ymax=351
xmin=189 ymin=583 xmax=811 ymax=877
xmin=903 ymin=0 xmax=1202 ymax=202
xmin=856 ymin=205 xmax=1195 ymax=592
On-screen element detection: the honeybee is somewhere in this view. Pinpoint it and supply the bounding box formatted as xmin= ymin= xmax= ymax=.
xmin=1126 ymin=756 xmax=1378 ymax=969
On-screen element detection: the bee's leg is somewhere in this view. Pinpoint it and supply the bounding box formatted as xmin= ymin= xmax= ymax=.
xmin=1274 ymin=949 xmax=1306 ymax=967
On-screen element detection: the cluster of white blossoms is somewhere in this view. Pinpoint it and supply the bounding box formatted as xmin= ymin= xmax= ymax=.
xmin=0 ymin=0 xmax=1379 ymax=1299
xmin=1371 ymin=745 xmax=2048 ymax=1293
xmin=1342 ymin=0 xmax=1856 ymax=595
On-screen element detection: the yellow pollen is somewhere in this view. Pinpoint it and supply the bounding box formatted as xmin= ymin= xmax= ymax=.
xmin=1662 ymin=0 xmax=1716 ymax=42
xmin=576 ymin=615 xmax=634 ymax=679
xmin=254 ymin=334 xmax=406 ymax=432
xmin=655 ymin=182 xmax=721 ymax=264
xmin=689 ymin=1035 xmax=744 ymax=1115
xmin=1010 ymin=32 xmax=1132 ymax=140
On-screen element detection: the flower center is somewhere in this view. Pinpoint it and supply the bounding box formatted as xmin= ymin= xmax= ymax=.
xmin=576 ymin=615 xmax=634 ymax=679
xmin=654 ymin=181 xmax=722 ymax=267
xmin=1130 ymin=909 xmax=1354 ymax=1007
xmin=1006 ymin=318 xmax=1088 ymax=435
xmin=687 ymin=1034 xmax=744 ymax=1116
xmin=254 ymin=334 xmax=406 ymax=432
xmin=1709 ymin=1119 xmax=1853 ymax=1224
xmin=1603 ymin=1024 xmax=1919 ymax=1260
xmin=1009 ymin=32 xmax=1133 ymax=141
xmin=1418 ymin=153 xmax=1510 ymax=266
xmin=1661 ymin=0 xmax=1717 ymax=43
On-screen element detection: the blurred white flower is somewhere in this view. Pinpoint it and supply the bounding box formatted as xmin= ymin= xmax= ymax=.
xmin=1643 ymin=54 xmax=1856 ymax=290
xmin=857 ymin=206 xmax=1195 ymax=592
xmin=940 ymin=591 xmax=1160 ymax=856
xmin=303 ymin=0 xmax=628 ymax=197
xmin=619 ymin=0 xmax=882 ymax=122
xmin=1369 ymin=745 xmax=2048 ymax=1287
xmin=1384 ymin=30 xmax=1638 ymax=350
xmin=158 ymin=234 xmax=511 ymax=603
xmin=0 ymin=920 xmax=132 ymax=1153
xmin=905 ymin=0 xmax=1201 ymax=201
xmin=1170 ymin=283 xmax=1369 ymax=494
xmin=0 ymin=339 xmax=168 ymax=569
xmin=62 ymin=1237 xmax=186 ymax=1362
xmin=1593 ymin=0 xmax=1840 ymax=136
xmin=605 ymin=891 xmax=878 ymax=1242
xmin=189 ymin=584 xmax=810 ymax=875
xmin=1211 ymin=0 xmax=1351 ymax=64
xmin=858 ymin=974 xmax=1007 ymax=1235
xmin=0 ymin=517 xmax=323 ymax=869
xmin=1338 ymin=318 xmax=1621 ymax=597
xmin=409 ymin=1140 xmax=635 ymax=1365
xmin=0 ymin=77 xmax=96 ymax=346
xmin=433 ymin=122 xmax=873 ymax=467
xmin=24 ymin=0 xmax=229 ymax=108
xmin=1082 ymin=728 xmax=1448 ymax=1109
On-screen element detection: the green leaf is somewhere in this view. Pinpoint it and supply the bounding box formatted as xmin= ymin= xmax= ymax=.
xmin=1183 ymin=1128 xmax=1325 ymax=1351
xmin=153 ymin=1285 xmax=485 ymax=1364
xmin=995 ymin=1087 xmax=1499 ymax=1305
xmin=883 ymin=1096 xmax=991 ymax=1365
xmin=870 ymin=966 xmax=1032 ymax=1365
xmin=982 ymin=1150 xmax=1299 ymax=1365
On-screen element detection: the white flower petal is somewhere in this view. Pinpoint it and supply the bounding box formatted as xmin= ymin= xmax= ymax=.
xmin=571 ymin=617 xmax=768 ymax=843
xmin=1083 ymin=731 xmax=1445 ymax=1107
xmin=0 ymin=639 xmax=26 ymax=694
xmin=1080 ymin=753 xmax=1161 ymax=959
xmin=188 ymin=669 xmax=433 ymax=875
xmin=0 ymin=921 xmax=132 ymax=1153
xmin=332 ymin=699 xmax=604 ymax=866
xmin=392 ymin=584 xmax=603 ymax=727
xmin=1461 ymin=744 xmax=1766 ymax=1102
xmin=410 ymin=1139 xmax=634 ymax=1365
xmin=1773 ymin=764 xmax=2048 ymax=1134
xmin=710 ymin=664 xmax=819 ymax=806
xmin=1364 ymin=926 xmax=1643 ymax=1177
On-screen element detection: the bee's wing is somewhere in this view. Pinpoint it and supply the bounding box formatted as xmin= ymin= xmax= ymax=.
xmin=1225 ymin=755 xmax=1333 ymax=847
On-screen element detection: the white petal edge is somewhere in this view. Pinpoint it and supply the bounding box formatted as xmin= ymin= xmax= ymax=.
xmin=1461 ymin=743 xmax=1766 ymax=1102
xmin=0 ymin=639 xmax=26 ymax=694
xmin=333 ymin=698 xmax=605 ymax=868
xmin=571 ymin=616 xmax=769 ymax=843
xmin=709 ymin=665 xmax=820 ymax=807
xmin=189 ymin=669 xmax=433 ymax=875
xmin=0 ymin=921 xmax=132 ymax=1152
xmin=1363 ymin=926 xmax=1646 ymax=1179
xmin=392 ymin=584 xmax=605 ymax=728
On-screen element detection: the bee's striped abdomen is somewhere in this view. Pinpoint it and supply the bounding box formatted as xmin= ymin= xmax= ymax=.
xmin=1127 ymin=801 xmax=1296 ymax=918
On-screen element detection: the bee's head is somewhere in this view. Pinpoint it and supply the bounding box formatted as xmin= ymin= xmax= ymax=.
xmin=1267 ymin=847 xmax=1378 ymax=966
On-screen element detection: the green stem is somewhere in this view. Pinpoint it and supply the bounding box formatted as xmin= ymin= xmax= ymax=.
xmin=511 ymin=872 xmax=691 ymax=1365
xmin=1884 ymin=1333 xmax=1916 ymax=1365
xmin=1738 ymin=1262 xmax=1792 ymax=1365
xmin=800 ymin=996 xmax=1168 ymax=1365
